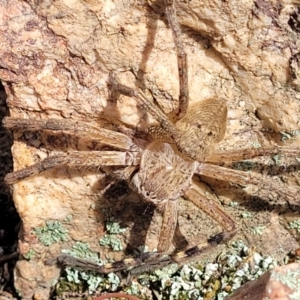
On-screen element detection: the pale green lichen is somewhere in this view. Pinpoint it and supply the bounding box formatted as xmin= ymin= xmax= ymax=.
xmin=105 ymin=218 xmax=126 ymax=234
xmin=56 ymin=224 xmax=128 ymax=294
xmin=54 ymin=240 xmax=284 ymax=299
xmin=59 ymin=242 xmax=117 ymax=293
xmin=63 ymin=268 xmax=120 ymax=293
xmin=250 ymin=225 xmax=266 ymax=235
xmin=229 ymin=201 xmax=239 ymax=208
xmin=280 ymin=130 xmax=300 ymax=141
xmin=61 ymin=243 xmax=103 ymax=292
xmin=241 ymin=212 xmax=252 ymax=218
xmin=62 ymin=241 xmax=102 ymax=263
xmin=23 ymin=248 xmax=36 ymax=260
xmin=99 ymin=218 xmax=126 ymax=251
xmin=252 ymin=142 xmax=261 ymax=148
xmin=99 ymin=235 xmax=123 ymax=251
xmin=64 ymin=214 xmax=73 ymax=222
xmin=34 ymin=220 xmax=68 ymax=246
xmin=124 ymin=282 xmax=144 ymax=297
xmin=272 ymin=154 xmax=283 ymax=165
xmin=133 ymin=240 xmax=278 ymax=300
xmin=271 ymin=270 xmax=300 ymax=300
xmin=232 ymin=161 xmax=257 ymax=171
xmin=289 ymin=219 xmax=300 ymax=235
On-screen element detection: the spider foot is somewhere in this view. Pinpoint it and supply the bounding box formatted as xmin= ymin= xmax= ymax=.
xmin=127 ymin=254 xmax=174 ymax=276
xmin=171 ymin=231 xmax=233 ymax=263
xmin=107 ymin=72 xmax=136 ymax=99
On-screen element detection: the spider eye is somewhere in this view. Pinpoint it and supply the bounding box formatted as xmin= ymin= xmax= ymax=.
xmin=196 ymin=124 xmax=202 ymax=129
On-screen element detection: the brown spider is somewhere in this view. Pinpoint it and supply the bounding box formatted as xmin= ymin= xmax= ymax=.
xmin=3 ymin=0 xmax=300 ymax=274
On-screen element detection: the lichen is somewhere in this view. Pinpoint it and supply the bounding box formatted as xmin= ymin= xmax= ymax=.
xmin=99 ymin=218 xmax=127 ymax=251
xmin=271 ymin=270 xmax=300 ymax=300
xmin=23 ymin=248 xmax=36 ymax=260
xmin=53 ymin=240 xmax=287 ymax=299
xmin=91 ymin=240 xmax=270 ymax=299
xmin=34 ymin=220 xmax=68 ymax=246
xmin=289 ymin=219 xmax=300 ymax=235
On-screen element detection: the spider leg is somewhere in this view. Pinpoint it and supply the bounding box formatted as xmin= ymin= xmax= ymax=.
xmin=172 ymin=181 xmax=237 ymax=262
xmin=107 ymin=1 xmax=188 ymax=138
xmin=105 ymin=180 xmax=236 ymax=271
xmin=196 ymin=163 xmax=300 ymax=206
xmin=5 ymin=151 xmax=140 ymax=184
xmin=186 ymin=181 xmax=237 ymax=234
xmin=164 ymin=0 xmax=188 ymax=120
xmin=206 ymin=146 xmax=300 ymax=163
xmin=3 ymin=117 xmax=138 ymax=151
xmin=108 ymin=73 xmax=178 ymax=140
xmin=90 ymin=199 xmax=179 ymax=274
xmin=157 ymin=199 xmax=178 ymax=253
xmin=46 ymin=251 xmax=173 ymax=275
xmin=108 ymin=1 xmax=188 ymax=124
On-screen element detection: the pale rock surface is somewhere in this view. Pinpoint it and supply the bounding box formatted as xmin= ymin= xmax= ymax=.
xmin=0 ymin=0 xmax=300 ymax=299
xmin=226 ymin=262 xmax=300 ymax=300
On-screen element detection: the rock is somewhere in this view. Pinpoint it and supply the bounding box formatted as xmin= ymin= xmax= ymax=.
xmin=226 ymin=262 xmax=300 ymax=300
xmin=0 ymin=0 xmax=300 ymax=298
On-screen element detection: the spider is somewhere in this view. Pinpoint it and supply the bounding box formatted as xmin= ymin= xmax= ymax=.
xmin=3 ymin=0 xmax=300 ymax=274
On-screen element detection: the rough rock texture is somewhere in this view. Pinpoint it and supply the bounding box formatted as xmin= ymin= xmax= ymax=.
xmin=0 ymin=0 xmax=300 ymax=299
xmin=226 ymin=262 xmax=300 ymax=300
